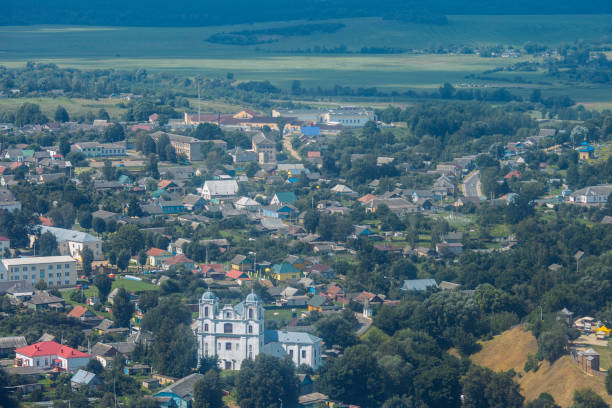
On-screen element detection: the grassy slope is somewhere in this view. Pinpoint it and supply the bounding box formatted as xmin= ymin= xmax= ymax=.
xmin=471 ymin=326 xmax=612 ymax=407
xmin=0 ymin=15 xmax=611 ymax=96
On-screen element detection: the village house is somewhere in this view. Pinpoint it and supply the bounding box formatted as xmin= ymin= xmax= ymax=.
xmin=35 ymin=225 xmax=102 ymax=260
xmin=252 ymin=132 xmax=276 ymax=164
xmin=15 ymin=341 xmax=90 ymax=372
xmin=569 ymin=185 xmax=612 ymax=205
xmin=201 ymin=180 xmax=239 ymax=202
xmin=146 ymin=248 xmax=172 ymax=267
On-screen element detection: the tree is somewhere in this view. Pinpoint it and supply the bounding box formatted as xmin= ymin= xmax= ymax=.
xmin=97 ymin=108 xmax=110 ymax=120
xmin=78 ymin=211 xmax=92 ymax=230
xmin=461 ymin=365 xmax=524 ymax=408
xmin=14 ymin=102 xmax=48 ymax=126
xmin=94 ymin=273 xmax=112 ymax=302
xmin=152 ymin=322 xmax=197 ymax=377
xmin=103 ymin=123 xmax=125 ymax=142
xmin=571 ymin=389 xmax=609 ymax=408
xmin=236 ymin=354 xmax=298 ymax=408
xmin=35 ymin=279 xmax=48 ymax=290
xmin=117 ymin=249 xmax=131 ymax=271
xmin=102 ymin=160 xmax=116 ymax=181
xmin=37 ymin=231 xmax=59 ymax=256
xmin=81 ymin=246 xmax=94 ymax=276
xmin=59 ymin=136 xmax=71 ymax=157
xmin=413 ymin=363 xmax=462 ymax=408
xmin=303 ymin=210 xmax=320 ymax=233
xmin=113 ymin=224 xmax=145 ymax=255
xmin=92 ymin=217 xmax=106 ymax=235
xmin=146 ymin=154 xmax=159 ymax=179
xmin=537 ymin=327 xmax=568 ymax=363
xmin=138 ymin=251 xmax=148 ymax=268
xmin=127 ymin=197 xmax=143 ymax=217
xmin=156 ymin=133 xmax=171 ymax=160
xmin=112 ymin=288 xmax=134 ymax=327
xmin=315 ymin=309 xmax=358 ymax=348
xmin=193 ymin=370 xmax=224 ymax=408
xmin=137 ymin=291 xmax=158 ymax=313
xmin=85 ymin=358 xmax=104 ymax=374
xmin=0 ymin=368 xmax=17 ymax=408
xmin=607 ymin=373 xmax=612 ymax=395
xmin=319 ymin=344 xmax=386 ymax=407
xmin=198 ymin=355 xmax=220 ymax=374
xmin=54 ymin=105 xmax=70 ymax=122
xmin=526 ymin=393 xmax=561 ymax=408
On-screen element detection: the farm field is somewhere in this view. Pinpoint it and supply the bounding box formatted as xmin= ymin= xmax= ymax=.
xmin=0 ymin=96 xmax=127 ymax=118
xmin=0 ymin=15 xmax=611 ymax=98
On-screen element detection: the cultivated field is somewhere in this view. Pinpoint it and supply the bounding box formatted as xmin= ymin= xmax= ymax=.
xmin=0 ymin=15 xmax=611 ymax=98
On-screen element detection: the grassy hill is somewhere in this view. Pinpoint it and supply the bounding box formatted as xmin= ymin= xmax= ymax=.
xmin=471 ymin=326 xmax=612 ymax=407
xmin=0 ymin=15 xmax=611 ymax=97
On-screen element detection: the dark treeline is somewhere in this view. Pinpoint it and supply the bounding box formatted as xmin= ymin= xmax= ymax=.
xmin=2 ymin=0 xmax=611 ymax=26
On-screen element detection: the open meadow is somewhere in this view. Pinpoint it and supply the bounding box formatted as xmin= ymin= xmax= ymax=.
xmin=1 ymin=15 xmax=611 ymax=101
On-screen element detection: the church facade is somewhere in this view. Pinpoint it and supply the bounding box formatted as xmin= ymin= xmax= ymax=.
xmin=197 ymin=291 xmax=322 ymax=370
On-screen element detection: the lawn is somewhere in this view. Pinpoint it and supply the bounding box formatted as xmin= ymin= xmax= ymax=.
xmin=1 ymin=15 xmax=611 ymax=97
xmin=112 ymin=278 xmax=158 ymax=292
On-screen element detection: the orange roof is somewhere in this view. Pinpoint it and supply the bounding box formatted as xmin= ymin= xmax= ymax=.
xmin=39 ymin=216 xmax=54 ymax=226
xmin=358 ymin=194 xmax=377 ymax=203
xmin=307 ymin=151 xmax=321 ymax=158
xmin=67 ymin=305 xmax=90 ymax=318
xmin=227 ymin=269 xmax=249 ymax=280
xmin=504 ymin=171 xmax=521 ymax=179
xmin=163 ymin=254 xmax=193 ymax=266
xmin=146 ymin=248 xmax=168 ymax=257
xmin=157 ymin=180 xmax=174 ymax=189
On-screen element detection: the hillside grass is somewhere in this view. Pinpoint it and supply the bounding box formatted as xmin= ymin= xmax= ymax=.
xmin=0 ymin=15 xmax=611 ymax=98
xmin=471 ymin=326 xmax=612 ymax=407
xmin=112 ymin=278 xmax=158 ymax=292
xmin=0 ymin=96 xmax=127 ymax=120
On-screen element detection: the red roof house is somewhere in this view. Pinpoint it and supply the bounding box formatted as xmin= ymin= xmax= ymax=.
xmin=226 ymin=269 xmax=250 ymax=281
xmin=504 ymin=171 xmax=521 ymax=180
xmin=15 ymin=341 xmax=90 ymax=371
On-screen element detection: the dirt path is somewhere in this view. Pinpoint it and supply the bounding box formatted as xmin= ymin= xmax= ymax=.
xmin=283 ymin=132 xmax=301 ymax=161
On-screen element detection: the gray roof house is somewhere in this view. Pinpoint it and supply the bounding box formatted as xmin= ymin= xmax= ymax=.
xmin=71 ymin=369 xmax=103 ymax=390
xmin=400 ymin=279 xmax=439 ymax=291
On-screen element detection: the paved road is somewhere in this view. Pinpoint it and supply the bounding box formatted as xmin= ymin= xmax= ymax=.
xmin=463 ymin=171 xmax=483 ymax=198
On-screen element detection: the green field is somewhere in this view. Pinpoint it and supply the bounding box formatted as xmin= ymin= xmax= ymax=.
xmin=0 ymin=96 xmax=127 ymax=119
xmin=1 ymin=15 xmax=611 ymax=96
xmin=112 ymin=278 xmax=158 ymax=292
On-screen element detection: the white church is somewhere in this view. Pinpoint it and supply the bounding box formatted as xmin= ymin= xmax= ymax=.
xmin=196 ymin=291 xmax=323 ymax=370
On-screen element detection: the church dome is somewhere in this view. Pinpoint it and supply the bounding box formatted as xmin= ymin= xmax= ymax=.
xmin=246 ymin=292 xmax=260 ymax=303
xmin=201 ymin=290 xmax=217 ymax=301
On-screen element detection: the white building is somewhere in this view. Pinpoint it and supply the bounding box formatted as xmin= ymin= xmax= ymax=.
xmin=0 ymin=256 xmax=77 ymax=287
xmin=569 ymin=184 xmax=612 ymax=205
xmin=196 ymin=291 xmax=322 ymax=371
xmin=35 ymin=226 xmax=102 ymax=261
xmin=15 ymin=341 xmax=90 ymax=372
xmin=201 ymin=180 xmax=239 ymax=202
xmin=72 ymin=142 xmax=126 ymax=158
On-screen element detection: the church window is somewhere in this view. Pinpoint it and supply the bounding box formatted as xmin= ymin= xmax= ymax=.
xmin=249 ymin=309 xmax=253 ymax=319
xmin=224 ymin=323 xmax=233 ymax=333
xmin=302 ymin=350 xmax=306 ymax=359
xmin=204 ymin=324 xmax=209 ymax=331
xmin=248 ymin=325 xmax=253 ymax=334
xmin=225 ymin=342 xmax=231 ymax=350
xmin=204 ymin=307 xmax=209 ymax=317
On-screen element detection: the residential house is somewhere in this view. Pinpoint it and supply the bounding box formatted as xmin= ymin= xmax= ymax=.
xmin=262 ymin=204 xmax=298 ymax=219
xmin=364 ymin=198 xmax=418 ymax=216
xmin=569 ymin=185 xmax=612 ymax=205
xmin=182 ymin=194 xmax=206 ymax=212
xmin=271 ymin=263 xmax=301 ymax=281
xmin=234 ymin=196 xmax=261 ymax=212
xmin=167 ymin=238 xmax=191 ymax=255
xmin=15 ymin=341 xmax=90 ymax=372
xmin=252 ymin=132 xmax=276 ymax=164
xmin=146 ymin=248 xmax=172 ymax=267
xmin=231 ymin=255 xmax=252 ymax=272
xmin=229 ymin=147 xmax=258 ymax=164
xmin=433 ymin=175 xmax=455 ymax=195
xmin=577 ymin=141 xmax=595 ymax=160
xmin=71 ymin=369 xmax=103 ymax=391
xmin=25 ymin=291 xmax=66 ymax=310
xmin=271 ymin=192 xmax=298 ymax=206
xmin=0 ymin=188 xmax=21 ymax=211
xmin=196 ymin=264 xmax=226 ymax=279
xmin=36 ymin=226 xmax=102 ymax=260
xmin=201 ymin=180 xmax=239 ymax=202
xmin=154 ymin=373 xmax=204 ymax=408
xmin=0 ymin=235 xmax=10 ymax=253
xmin=400 ymin=279 xmax=438 ymax=291
xmin=67 ymin=305 xmax=101 ymax=324
xmin=0 ymin=336 xmax=27 ymax=355
xmin=307 ymin=295 xmax=335 ymax=312
xmin=162 ymin=255 xmax=195 ymax=271
xmin=305 ymin=264 xmax=335 ymax=280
